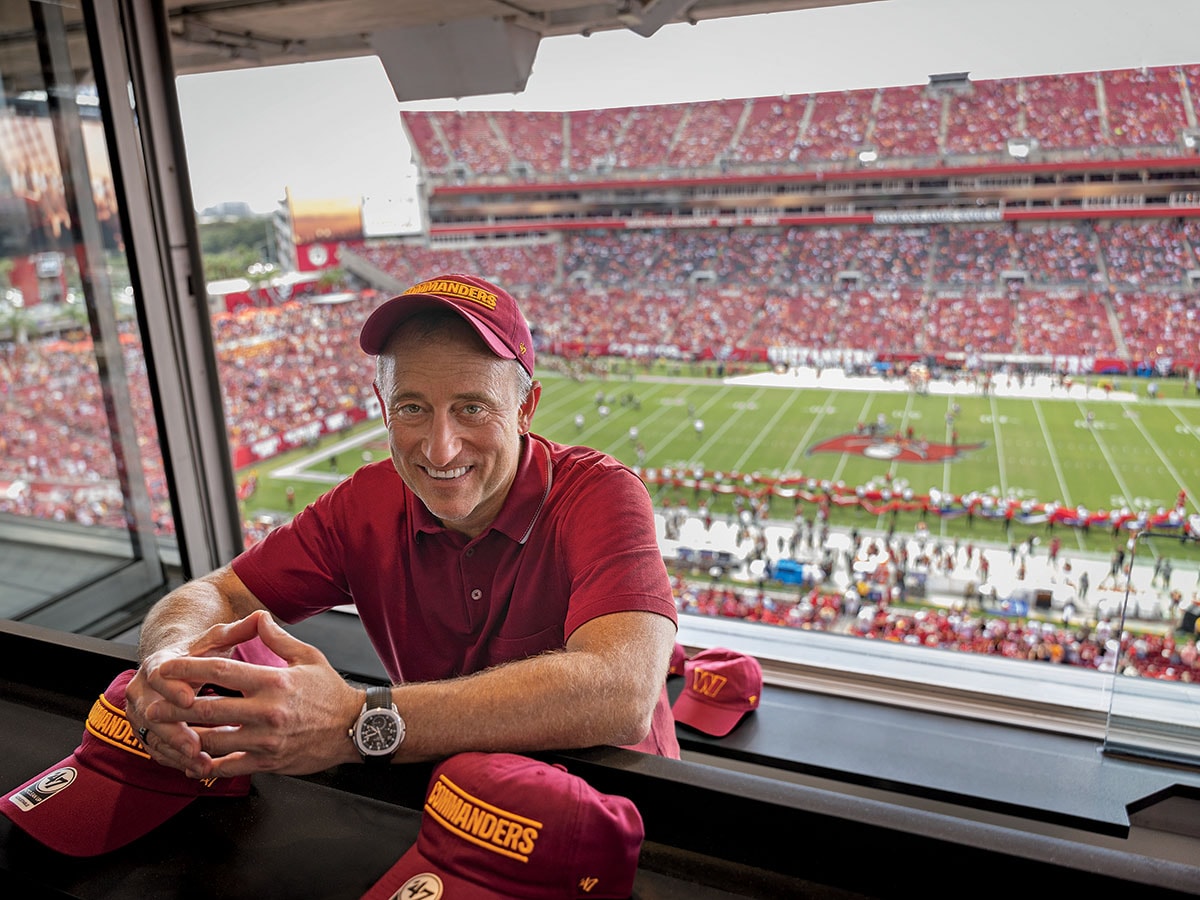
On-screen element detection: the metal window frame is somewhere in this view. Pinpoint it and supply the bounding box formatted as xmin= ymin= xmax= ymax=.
xmin=87 ymin=0 xmax=243 ymax=576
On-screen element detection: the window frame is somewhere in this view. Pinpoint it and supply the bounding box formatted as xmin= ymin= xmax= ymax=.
xmin=87 ymin=0 xmax=243 ymax=575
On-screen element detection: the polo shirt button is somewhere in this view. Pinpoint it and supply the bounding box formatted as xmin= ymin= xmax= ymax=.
xmin=470 ymin=589 xmax=482 ymax=600
xmin=465 ymin=548 xmax=475 ymax=557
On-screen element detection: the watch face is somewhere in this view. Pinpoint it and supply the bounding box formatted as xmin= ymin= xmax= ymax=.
xmin=358 ymin=710 xmax=402 ymax=755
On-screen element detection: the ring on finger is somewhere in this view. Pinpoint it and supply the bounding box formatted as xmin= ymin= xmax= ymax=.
xmin=138 ymin=726 xmax=149 ymax=745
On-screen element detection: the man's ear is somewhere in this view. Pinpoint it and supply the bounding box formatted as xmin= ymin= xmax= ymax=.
xmin=517 ymin=380 xmax=542 ymax=435
xmin=372 ymin=381 xmax=388 ymax=427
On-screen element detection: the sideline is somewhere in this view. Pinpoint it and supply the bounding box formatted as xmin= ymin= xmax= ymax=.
xmin=269 ymin=424 xmax=387 ymax=484
xmin=724 ymin=367 xmax=1150 ymax=401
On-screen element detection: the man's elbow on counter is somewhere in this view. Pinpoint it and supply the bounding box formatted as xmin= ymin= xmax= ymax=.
xmin=610 ymin=710 xmax=655 ymax=748
xmin=602 ymin=684 xmax=661 ymax=747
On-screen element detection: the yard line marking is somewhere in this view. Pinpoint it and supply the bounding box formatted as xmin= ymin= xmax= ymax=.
xmin=832 ymin=392 xmax=878 ymax=484
xmin=873 ymin=391 xmax=918 ymax=529
xmin=646 ymin=384 xmax=733 ymax=460
xmin=889 ymin=391 xmax=917 ymax=481
xmin=1120 ymin=401 xmax=1198 ymax=511
xmin=1166 ymin=404 xmax=1200 ymax=440
xmin=1165 ymin=405 xmax=1200 ymax=514
xmin=987 ymin=395 xmax=1008 ymax=497
xmin=590 ymin=382 xmax=673 ymax=454
xmin=1075 ymin=400 xmax=1134 ymax=506
xmin=533 ymin=376 xmax=600 ymax=421
xmin=571 ymin=381 xmax=676 ymax=448
xmin=939 ymin=398 xmax=956 ymax=539
xmin=942 ymin=396 xmax=954 ymax=490
xmin=1032 ymin=399 xmax=1074 ymax=506
xmin=733 ymin=387 xmax=803 ymax=472
xmin=1166 ymin=404 xmax=1200 ymax=442
xmin=1032 ymin=399 xmax=1083 ymax=550
xmin=692 ymin=387 xmax=768 ymax=459
xmin=781 ymin=390 xmax=839 ymax=474
xmin=271 ymin=425 xmax=385 ymax=482
xmin=527 ymin=376 xmax=598 ymax=427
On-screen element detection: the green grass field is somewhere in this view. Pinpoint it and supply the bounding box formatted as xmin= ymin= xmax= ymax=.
xmin=241 ymin=368 xmax=1200 ymax=564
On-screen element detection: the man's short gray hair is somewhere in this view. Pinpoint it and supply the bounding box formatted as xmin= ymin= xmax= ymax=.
xmin=375 ymin=308 xmax=533 ymax=403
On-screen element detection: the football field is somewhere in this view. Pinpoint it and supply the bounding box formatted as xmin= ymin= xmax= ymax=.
xmin=530 ymin=369 xmax=1200 ymax=561
xmin=249 ymin=368 xmax=1200 ymax=563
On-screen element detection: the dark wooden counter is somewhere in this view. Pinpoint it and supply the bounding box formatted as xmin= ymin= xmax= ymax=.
xmin=1 ymin=622 xmax=1196 ymax=899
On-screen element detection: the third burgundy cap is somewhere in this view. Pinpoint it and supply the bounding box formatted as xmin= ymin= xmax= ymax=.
xmin=358 ymin=273 xmax=535 ymax=376
xmin=668 ymin=642 xmax=688 ymax=677
xmin=671 ymin=647 xmax=763 ymax=737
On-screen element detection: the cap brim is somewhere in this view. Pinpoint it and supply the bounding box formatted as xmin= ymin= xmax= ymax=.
xmin=1 ymin=756 xmax=193 ymax=857
xmin=359 ymin=293 xmax=516 ymax=362
xmin=671 ymin=692 xmax=748 ymax=738
xmin=361 ymin=841 xmax=526 ymax=900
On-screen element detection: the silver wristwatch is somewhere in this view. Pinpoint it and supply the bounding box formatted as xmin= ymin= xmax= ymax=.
xmin=349 ymin=685 xmax=405 ymax=764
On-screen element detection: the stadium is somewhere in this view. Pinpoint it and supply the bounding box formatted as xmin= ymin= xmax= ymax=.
xmin=3 ymin=3 xmax=1200 ymax=895
xmin=6 ymin=62 xmax=1200 ymax=627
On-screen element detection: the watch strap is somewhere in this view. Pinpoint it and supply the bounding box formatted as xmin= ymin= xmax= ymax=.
xmin=365 ymin=684 xmax=393 ymax=712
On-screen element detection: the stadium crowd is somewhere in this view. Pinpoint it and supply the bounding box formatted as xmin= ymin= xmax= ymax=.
xmin=6 ymin=211 xmax=1200 ymax=541
xmin=667 ymin=509 xmax=1200 ymax=682
xmin=352 ymin=224 xmax=1200 ymax=365
xmin=677 ymin=579 xmax=1200 ymax=682
xmin=401 ymin=64 xmax=1200 ymax=178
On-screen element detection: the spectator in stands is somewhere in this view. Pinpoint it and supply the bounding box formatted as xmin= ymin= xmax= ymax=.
xmin=127 ymin=273 xmax=679 ymax=779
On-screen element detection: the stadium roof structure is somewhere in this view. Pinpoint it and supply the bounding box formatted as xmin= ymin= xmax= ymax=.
xmin=0 ymin=0 xmax=877 ymax=99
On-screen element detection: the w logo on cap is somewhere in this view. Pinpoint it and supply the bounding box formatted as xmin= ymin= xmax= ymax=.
xmin=691 ymin=668 xmax=728 ymax=699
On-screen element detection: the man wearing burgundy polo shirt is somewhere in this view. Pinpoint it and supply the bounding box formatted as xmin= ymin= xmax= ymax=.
xmin=127 ymin=274 xmax=679 ymax=779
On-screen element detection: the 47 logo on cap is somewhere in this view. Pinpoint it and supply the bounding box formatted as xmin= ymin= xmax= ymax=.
xmin=396 ymin=873 xmax=443 ymax=898
xmin=7 ymin=767 xmax=77 ymax=811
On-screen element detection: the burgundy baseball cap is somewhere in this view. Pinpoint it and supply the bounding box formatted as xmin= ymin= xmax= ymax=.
xmin=359 ymin=273 xmax=535 ymax=376
xmin=668 ymin=642 xmax=688 ymax=677
xmin=671 ymin=647 xmax=763 ymax=737
xmin=361 ymin=752 xmax=643 ymax=900
xmin=0 ymin=669 xmax=251 ymax=856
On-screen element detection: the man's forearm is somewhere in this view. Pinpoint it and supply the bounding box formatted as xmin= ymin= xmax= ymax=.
xmin=389 ymin=612 xmax=674 ymax=762
xmin=391 ymin=653 xmax=650 ymax=761
xmin=137 ymin=565 xmax=258 ymax=659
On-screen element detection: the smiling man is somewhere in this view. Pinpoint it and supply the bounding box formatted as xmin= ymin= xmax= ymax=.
xmin=126 ymin=274 xmax=679 ymax=779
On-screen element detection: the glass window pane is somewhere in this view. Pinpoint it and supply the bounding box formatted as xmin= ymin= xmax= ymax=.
xmin=166 ymin=23 xmax=1200 ymax=759
xmin=0 ymin=1 xmax=168 ymax=630
xmin=1105 ymin=533 xmax=1200 ymax=766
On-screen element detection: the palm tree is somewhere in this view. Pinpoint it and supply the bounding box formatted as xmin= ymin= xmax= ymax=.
xmin=0 ymin=302 xmax=37 ymax=345
xmin=317 ymin=266 xmax=346 ymax=292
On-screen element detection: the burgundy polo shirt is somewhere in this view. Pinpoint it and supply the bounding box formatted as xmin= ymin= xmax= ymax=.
xmin=232 ymin=433 xmax=679 ymax=756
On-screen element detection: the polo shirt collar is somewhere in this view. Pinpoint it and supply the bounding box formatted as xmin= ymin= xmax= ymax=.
xmin=410 ymin=434 xmax=552 ymax=545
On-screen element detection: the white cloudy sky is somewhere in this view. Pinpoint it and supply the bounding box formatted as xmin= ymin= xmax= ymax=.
xmin=175 ymin=0 xmax=1200 ymax=218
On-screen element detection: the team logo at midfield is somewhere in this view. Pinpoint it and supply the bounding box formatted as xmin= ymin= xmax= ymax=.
xmin=807 ymin=433 xmax=984 ymax=463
